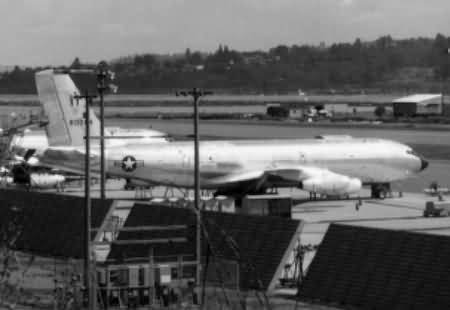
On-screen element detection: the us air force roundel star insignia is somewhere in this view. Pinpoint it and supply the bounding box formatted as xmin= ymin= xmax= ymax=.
xmin=122 ymin=156 xmax=137 ymax=172
xmin=114 ymin=156 xmax=144 ymax=172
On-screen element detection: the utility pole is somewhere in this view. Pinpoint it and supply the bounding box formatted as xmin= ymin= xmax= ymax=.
xmin=75 ymin=91 xmax=97 ymax=310
xmin=443 ymin=48 xmax=450 ymax=114
xmin=96 ymin=63 xmax=117 ymax=200
xmin=55 ymin=67 xmax=116 ymax=308
xmin=97 ymin=66 xmax=107 ymax=200
xmin=176 ymin=88 xmax=212 ymax=307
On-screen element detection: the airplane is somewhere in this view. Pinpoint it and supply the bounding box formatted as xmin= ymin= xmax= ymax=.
xmin=1 ymin=69 xmax=169 ymax=189
xmin=306 ymin=105 xmax=332 ymax=119
xmin=35 ymin=71 xmax=429 ymax=199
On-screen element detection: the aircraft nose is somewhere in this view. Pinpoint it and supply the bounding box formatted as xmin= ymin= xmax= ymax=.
xmin=420 ymin=157 xmax=429 ymax=171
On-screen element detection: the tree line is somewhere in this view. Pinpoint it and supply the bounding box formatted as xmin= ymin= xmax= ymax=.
xmin=0 ymin=34 xmax=449 ymax=94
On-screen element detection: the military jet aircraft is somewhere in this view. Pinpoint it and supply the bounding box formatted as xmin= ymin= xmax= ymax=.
xmin=36 ymin=70 xmax=428 ymax=198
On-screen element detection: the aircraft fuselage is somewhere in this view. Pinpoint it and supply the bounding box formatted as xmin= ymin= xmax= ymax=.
xmin=104 ymin=138 xmax=425 ymax=189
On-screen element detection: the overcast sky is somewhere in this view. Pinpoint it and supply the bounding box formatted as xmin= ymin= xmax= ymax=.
xmin=1 ymin=0 xmax=449 ymax=66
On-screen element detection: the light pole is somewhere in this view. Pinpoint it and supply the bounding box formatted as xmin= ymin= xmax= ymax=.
xmin=176 ymin=88 xmax=212 ymax=306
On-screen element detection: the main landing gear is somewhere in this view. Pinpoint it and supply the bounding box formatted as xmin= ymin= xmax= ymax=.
xmin=371 ymin=183 xmax=392 ymax=199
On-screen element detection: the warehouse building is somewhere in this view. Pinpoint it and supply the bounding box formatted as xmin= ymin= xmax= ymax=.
xmin=266 ymin=103 xmax=308 ymax=119
xmin=392 ymin=94 xmax=443 ymax=117
xmin=299 ymin=223 xmax=450 ymax=309
xmin=0 ymin=189 xmax=301 ymax=308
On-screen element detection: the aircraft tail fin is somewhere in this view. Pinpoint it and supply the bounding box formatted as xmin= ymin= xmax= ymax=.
xmin=35 ymin=69 xmax=100 ymax=147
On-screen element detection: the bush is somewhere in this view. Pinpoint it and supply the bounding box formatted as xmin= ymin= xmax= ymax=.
xmin=374 ymin=106 xmax=386 ymax=118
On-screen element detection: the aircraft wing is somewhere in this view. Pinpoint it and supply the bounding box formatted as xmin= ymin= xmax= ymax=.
xmin=37 ymin=147 xmax=100 ymax=177
xmin=207 ymin=170 xmax=266 ymax=185
xmin=208 ymin=165 xmax=334 ymax=184
xmin=265 ymin=165 xmax=334 ymax=181
xmin=208 ymin=165 xmax=361 ymax=195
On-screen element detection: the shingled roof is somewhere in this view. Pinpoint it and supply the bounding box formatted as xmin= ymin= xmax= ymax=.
xmin=0 ymin=189 xmax=113 ymax=259
xmin=107 ymin=203 xmax=301 ymax=291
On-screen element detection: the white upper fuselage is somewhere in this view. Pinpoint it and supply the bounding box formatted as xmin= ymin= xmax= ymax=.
xmin=102 ymin=137 xmax=424 ymax=188
xmin=8 ymin=127 xmax=169 ymax=157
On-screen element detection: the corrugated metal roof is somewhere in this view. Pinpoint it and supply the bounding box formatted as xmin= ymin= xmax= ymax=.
xmin=108 ymin=203 xmax=301 ymax=291
xmin=299 ymin=223 xmax=450 ymax=309
xmin=0 ymin=189 xmax=113 ymax=259
xmin=392 ymin=94 xmax=441 ymax=103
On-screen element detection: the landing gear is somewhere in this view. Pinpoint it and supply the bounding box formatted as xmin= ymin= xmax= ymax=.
xmin=309 ymin=191 xmax=318 ymax=200
xmin=371 ymin=183 xmax=391 ymax=199
xmin=355 ymin=198 xmax=362 ymax=211
xmin=124 ymin=178 xmax=133 ymax=190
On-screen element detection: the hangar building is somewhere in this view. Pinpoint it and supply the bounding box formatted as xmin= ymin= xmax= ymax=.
xmin=392 ymin=94 xmax=443 ymax=117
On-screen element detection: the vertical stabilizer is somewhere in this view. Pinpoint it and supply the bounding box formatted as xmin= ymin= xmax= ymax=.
xmin=35 ymin=70 xmax=99 ymax=147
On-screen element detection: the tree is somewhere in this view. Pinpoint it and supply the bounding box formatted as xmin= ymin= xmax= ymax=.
xmin=70 ymin=57 xmax=82 ymax=69
xmin=185 ymin=48 xmax=191 ymax=62
xmin=374 ymin=106 xmax=386 ymax=118
xmin=190 ymin=51 xmax=203 ymax=65
xmin=431 ymin=34 xmax=450 ymax=80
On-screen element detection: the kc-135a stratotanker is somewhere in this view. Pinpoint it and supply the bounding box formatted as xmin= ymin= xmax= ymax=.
xmin=36 ymin=70 xmax=428 ymax=197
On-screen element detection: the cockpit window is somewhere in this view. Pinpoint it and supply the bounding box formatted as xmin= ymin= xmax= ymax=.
xmin=406 ymin=149 xmax=419 ymax=157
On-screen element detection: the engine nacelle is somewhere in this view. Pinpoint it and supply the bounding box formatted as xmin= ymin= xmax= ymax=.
xmin=29 ymin=173 xmax=65 ymax=188
xmin=302 ymin=175 xmax=362 ymax=195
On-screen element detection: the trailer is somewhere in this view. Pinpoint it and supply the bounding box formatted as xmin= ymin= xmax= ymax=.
xmin=239 ymin=194 xmax=292 ymax=218
xmin=423 ymin=201 xmax=450 ymax=217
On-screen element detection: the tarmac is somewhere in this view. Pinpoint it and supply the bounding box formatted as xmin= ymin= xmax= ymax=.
xmin=288 ymin=190 xmax=450 ymax=271
xmin=52 ymin=182 xmax=450 ymax=270
xmin=54 ymin=180 xmax=450 ymax=242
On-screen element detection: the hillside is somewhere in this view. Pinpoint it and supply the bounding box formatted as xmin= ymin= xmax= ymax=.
xmin=0 ymin=34 xmax=449 ymax=94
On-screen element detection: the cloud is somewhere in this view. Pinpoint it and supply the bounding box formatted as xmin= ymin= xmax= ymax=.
xmin=340 ymin=0 xmax=354 ymax=7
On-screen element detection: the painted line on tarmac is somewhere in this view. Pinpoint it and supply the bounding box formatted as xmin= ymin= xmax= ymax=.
xmin=293 ymin=210 xmax=325 ymax=214
xmin=412 ymin=226 xmax=450 ymax=232
xmin=293 ymin=204 xmax=347 ymax=209
xmin=316 ymin=215 xmax=423 ymax=224
xmin=301 ymin=231 xmax=329 ymax=234
xmin=364 ymin=200 xmax=424 ymax=211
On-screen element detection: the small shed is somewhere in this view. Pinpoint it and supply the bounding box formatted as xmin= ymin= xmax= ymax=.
xmin=392 ymin=94 xmax=442 ymax=117
xmin=266 ymin=103 xmax=289 ymax=118
xmin=241 ymin=194 xmax=292 ymax=218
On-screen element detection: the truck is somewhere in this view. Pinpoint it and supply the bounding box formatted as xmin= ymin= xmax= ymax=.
xmin=423 ymin=201 xmax=450 ymax=217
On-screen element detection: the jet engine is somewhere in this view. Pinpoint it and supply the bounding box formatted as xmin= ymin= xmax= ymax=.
xmin=302 ymin=175 xmax=362 ymax=195
xmin=10 ymin=163 xmax=65 ymax=189
xmin=11 ymin=163 xmax=30 ymax=184
xmin=29 ymin=173 xmax=65 ymax=189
